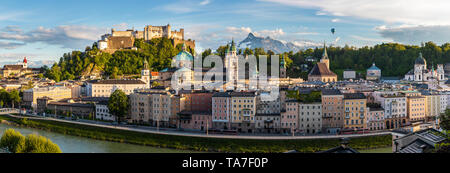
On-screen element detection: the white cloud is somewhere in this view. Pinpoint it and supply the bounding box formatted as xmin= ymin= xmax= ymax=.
xmin=225 ymin=26 xmax=253 ymax=38
xmin=161 ymin=4 xmax=197 ymax=14
xmin=112 ymin=23 xmax=129 ymax=30
xmin=0 ymin=41 xmax=25 ymax=49
xmin=293 ymin=32 xmax=319 ymax=36
xmin=261 ymin=0 xmax=450 ymax=45
xmin=315 ymin=11 xmax=327 ymax=16
xmin=0 ymin=53 xmax=39 ymax=62
xmin=376 ymin=25 xmax=450 ymax=45
xmin=0 ymin=25 xmax=107 ymax=49
xmin=200 ymin=0 xmax=211 ymax=5
xmin=160 ymin=0 xmax=213 ymax=14
xmin=331 ymin=18 xmax=340 ymax=23
xmin=2 ymin=26 xmax=23 ymax=33
xmin=0 ymin=11 xmax=29 ymax=22
xmin=254 ymin=28 xmax=285 ymax=39
xmin=350 ymin=35 xmax=392 ymax=43
xmin=261 ymin=0 xmax=450 ymax=25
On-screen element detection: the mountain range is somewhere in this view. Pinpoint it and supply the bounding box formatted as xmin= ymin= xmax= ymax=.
xmin=238 ymin=33 xmax=322 ymax=54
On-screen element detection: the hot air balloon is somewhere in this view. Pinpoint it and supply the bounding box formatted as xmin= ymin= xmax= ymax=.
xmin=331 ymin=28 xmax=335 ymax=35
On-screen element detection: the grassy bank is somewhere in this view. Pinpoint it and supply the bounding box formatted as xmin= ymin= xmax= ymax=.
xmin=360 ymin=147 xmax=392 ymax=153
xmin=0 ymin=115 xmax=392 ymax=153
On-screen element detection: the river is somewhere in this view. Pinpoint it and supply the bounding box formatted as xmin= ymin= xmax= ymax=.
xmin=0 ymin=123 xmax=391 ymax=153
xmin=0 ymin=123 xmax=196 ymax=153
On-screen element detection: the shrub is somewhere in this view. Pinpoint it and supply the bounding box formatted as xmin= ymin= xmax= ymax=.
xmin=23 ymin=134 xmax=62 ymax=153
xmin=0 ymin=129 xmax=62 ymax=153
xmin=0 ymin=129 xmax=25 ymax=153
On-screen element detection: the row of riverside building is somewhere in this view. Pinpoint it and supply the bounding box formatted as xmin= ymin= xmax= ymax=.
xmin=121 ymin=86 xmax=446 ymax=135
xmin=26 ymin=83 xmax=448 ymax=135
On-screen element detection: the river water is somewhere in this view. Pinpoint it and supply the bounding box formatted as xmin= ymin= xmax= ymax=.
xmin=0 ymin=123 xmax=195 ymax=153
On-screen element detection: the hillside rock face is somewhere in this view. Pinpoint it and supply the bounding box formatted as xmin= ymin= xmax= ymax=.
xmin=81 ymin=63 xmax=103 ymax=78
xmin=238 ymin=33 xmax=320 ymax=53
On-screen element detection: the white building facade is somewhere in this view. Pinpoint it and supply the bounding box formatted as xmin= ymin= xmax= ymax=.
xmin=298 ymin=103 xmax=322 ymax=134
xmin=95 ymin=103 xmax=115 ymax=121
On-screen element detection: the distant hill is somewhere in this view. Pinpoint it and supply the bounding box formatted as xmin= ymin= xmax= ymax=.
xmin=238 ymin=33 xmax=321 ymax=54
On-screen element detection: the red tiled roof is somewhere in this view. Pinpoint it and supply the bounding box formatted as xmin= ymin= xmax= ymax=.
xmin=308 ymin=63 xmax=337 ymax=77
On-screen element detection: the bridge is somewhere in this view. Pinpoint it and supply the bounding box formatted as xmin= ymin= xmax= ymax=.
xmin=0 ymin=108 xmax=20 ymax=115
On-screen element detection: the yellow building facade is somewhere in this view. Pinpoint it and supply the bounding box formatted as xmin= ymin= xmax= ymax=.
xmin=406 ymin=96 xmax=426 ymax=122
xmin=23 ymin=86 xmax=72 ymax=108
xmin=343 ymin=93 xmax=367 ymax=130
xmin=230 ymin=92 xmax=256 ymax=133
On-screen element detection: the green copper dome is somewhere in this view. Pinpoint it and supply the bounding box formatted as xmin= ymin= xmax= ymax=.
xmin=415 ymin=53 xmax=426 ymax=65
xmin=174 ymin=50 xmax=193 ymax=61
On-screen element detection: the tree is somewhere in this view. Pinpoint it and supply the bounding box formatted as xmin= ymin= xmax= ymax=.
xmin=201 ymin=48 xmax=212 ymax=58
xmin=108 ymin=89 xmax=129 ymax=123
xmin=22 ymin=81 xmax=34 ymax=90
xmin=0 ymin=89 xmax=8 ymax=107
xmin=439 ymin=109 xmax=450 ymax=131
xmin=37 ymin=73 xmax=44 ymax=79
xmin=9 ymin=89 xmax=20 ymax=109
xmin=152 ymin=81 xmax=162 ymax=87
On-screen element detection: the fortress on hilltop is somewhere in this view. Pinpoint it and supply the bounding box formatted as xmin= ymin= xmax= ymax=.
xmin=97 ymin=24 xmax=195 ymax=54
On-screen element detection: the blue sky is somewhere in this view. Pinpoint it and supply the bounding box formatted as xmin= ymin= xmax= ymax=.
xmin=1 ymin=0 xmax=450 ymax=66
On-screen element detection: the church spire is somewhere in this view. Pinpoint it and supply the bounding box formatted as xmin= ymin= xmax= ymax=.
xmin=143 ymin=59 xmax=149 ymax=70
xmin=230 ymin=38 xmax=236 ymax=52
xmin=280 ymin=54 xmax=286 ymax=68
xmin=322 ymin=41 xmax=328 ymax=60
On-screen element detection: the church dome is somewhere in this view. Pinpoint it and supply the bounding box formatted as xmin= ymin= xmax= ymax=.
xmin=415 ymin=53 xmax=426 ymax=65
xmin=368 ymin=63 xmax=380 ymax=71
xmin=174 ymin=50 xmax=193 ymax=61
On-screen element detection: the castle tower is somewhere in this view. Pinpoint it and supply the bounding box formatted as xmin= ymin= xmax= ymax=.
xmin=320 ymin=42 xmax=330 ymax=69
xmin=141 ymin=59 xmax=151 ymax=87
xmin=280 ymin=54 xmax=287 ymax=78
xmin=166 ymin=23 xmax=171 ymax=38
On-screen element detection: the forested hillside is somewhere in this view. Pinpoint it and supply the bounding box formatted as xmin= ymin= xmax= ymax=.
xmin=43 ymin=37 xmax=193 ymax=82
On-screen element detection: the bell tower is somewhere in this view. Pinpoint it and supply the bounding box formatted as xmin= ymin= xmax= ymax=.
xmin=320 ymin=42 xmax=330 ymax=69
xmin=141 ymin=59 xmax=151 ymax=87
xmin=280 ymin=54 xmax=287 ymax=78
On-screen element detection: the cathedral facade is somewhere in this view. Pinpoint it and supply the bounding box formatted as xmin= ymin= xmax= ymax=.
xmin=404 ymin=53 xmax=445 ymax=82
